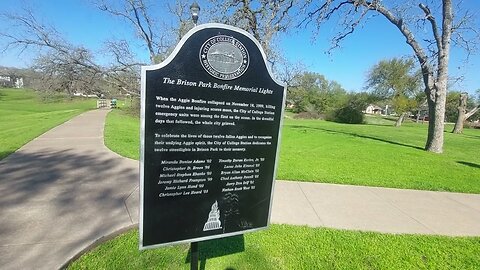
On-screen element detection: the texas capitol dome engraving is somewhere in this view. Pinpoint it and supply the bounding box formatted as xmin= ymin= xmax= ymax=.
xmin=200 ymin=35 xmax=249 ymax=80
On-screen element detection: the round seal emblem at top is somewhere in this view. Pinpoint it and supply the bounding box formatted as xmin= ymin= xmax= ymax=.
xmin=199 ymin=35 xmax=249 ymax=80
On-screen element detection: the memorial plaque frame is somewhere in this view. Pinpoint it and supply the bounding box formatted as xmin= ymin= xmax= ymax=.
xmin=139 ymin=23 xmax=286 ymax=250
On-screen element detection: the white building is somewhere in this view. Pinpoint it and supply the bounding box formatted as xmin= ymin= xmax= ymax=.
xmin=364 ymin=104 xmax=383 ymax=114
xmin=0 ymin=75 xmax=24 ymax=88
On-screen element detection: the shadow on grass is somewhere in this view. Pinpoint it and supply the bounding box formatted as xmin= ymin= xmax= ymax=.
xmin=457 ymin=161 xmax=480 ymax=169
xmin=364 ymin=116 xmax=401 ymax=126
xmin=186 ymin=235 xmax=245 ymax=270
xmin=364 ymin=123 xmax=394 ymax=127
xmin=461 ymin=133 xmax=480 ymax=140
xmin=381 ymin=116 xmax=397 ymax=122
xmin=365 ymin=121 xmax=423 ymax=128
xmin=290 ymin=125 xmax=424 ymax=151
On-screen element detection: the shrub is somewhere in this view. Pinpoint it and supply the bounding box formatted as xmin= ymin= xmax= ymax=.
xmin=328 ymin=106 xmax=364 ymax=124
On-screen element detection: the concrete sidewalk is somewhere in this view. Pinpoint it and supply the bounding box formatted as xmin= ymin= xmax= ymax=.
xmin=0 ymin=110 xmax=139 ymax=270
xmin=271 ymin=181 xmax=480 ymax=236
xmin=1 ymin=110 xmax=480 ymax=269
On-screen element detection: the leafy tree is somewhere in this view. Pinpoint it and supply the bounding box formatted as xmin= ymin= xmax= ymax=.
xmin=326 ymin=92 xmax=372 ymax=124
xmin=366 ymin=58 xmax=421 ymax=127
xmin=346 ymin=91 xmax=375 ymax=112
xmin=288 ymin=72 xmax=348 ymax=116
xmin=445 ymin=91 xmax=462 ymax=122
xmin=301 ymin=0 xmax=480 ymax=153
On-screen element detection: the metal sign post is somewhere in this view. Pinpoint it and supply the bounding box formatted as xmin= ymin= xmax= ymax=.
xmin=190 ymin=242 xmax=199 ymax=270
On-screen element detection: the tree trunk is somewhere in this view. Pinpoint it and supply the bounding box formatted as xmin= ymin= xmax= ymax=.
xmin=425 ymin=86 xmax=447 ymax=153
xmin=424 ymin=0 xmax=452 ymax=153
xmin=395 ymin=112 xmax=406 ymax=127
xmin=452 ymin=92 xmax=467 ymax=134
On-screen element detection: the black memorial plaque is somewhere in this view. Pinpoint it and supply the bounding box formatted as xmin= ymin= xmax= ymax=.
xmin=140 ymin=23 xmax=286 ymax=249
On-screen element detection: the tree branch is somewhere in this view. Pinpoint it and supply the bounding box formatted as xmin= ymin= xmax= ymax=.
xmin=466 ymin=105 xmax=480 ymax=119
xmin=419 ymin=3 xmax=442 ymax=56
xmin=96 ymin=0 xmax=160 ymax=64
xmin=364 ymin=1 xmax=435 ymax=99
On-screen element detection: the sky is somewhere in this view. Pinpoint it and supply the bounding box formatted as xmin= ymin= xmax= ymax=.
xmin=1 ymin=0 xmax=479 ymax=95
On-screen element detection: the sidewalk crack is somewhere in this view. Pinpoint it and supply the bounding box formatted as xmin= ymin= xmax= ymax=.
xmin=124 ymin=185 xmax=139 ymax=224
xmin=368 ymin=188 xmax=436 ymax=234
xmin=442 ymin=193 xmax=480 ymax=215
xmin=298 ymin=183 xmax=325 ymax=226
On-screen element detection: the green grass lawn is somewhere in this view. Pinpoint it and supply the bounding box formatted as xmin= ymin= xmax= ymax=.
xmin=104 ymin=109 xmax=480 ymax=193
xmin=68 ymin=225 xmax=480 ymax=270
xmin=0 ymin=88 xmax=95 ymax=160
xmin=279 ymin=117 xmax=480 ymax=193
xmin=104 ymin=107 xmax=140 ymax=160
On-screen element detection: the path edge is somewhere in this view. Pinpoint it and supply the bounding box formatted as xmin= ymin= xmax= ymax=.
xmin=59 ymin=224 xmax=138 ymax=270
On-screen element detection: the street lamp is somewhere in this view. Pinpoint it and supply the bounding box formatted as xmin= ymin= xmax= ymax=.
xmin=190 ymin=2 xmax=200 ymax=26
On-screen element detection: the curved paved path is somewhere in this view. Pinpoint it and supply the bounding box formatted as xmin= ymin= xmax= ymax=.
xmin=0 ymin=110 xmax=138 ymax=270
xmin=1 ymin=109 xmax=480 ymax=269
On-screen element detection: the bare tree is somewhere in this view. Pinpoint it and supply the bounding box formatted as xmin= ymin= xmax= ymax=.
xmin=94 ymin=0 xmax=199 ymax=97
xmin=452 ymin=92 xmax=480 ymax=133
xmin=275 ymin=56 xmax=306 ymax=87
xmin=32 ymin=49 xmax=102 ymax=95
xmin=0 ymin=10 xmax=106 ymax=92
xmin=94 ymin=0 xmax=172 ymax=64
xmin=2 ymin=1 xmax=298 ymax=98
xmin=1 ymin=10 xmax=66 ymax=55
xmin=211 ymin=0 xmax=295 ymax=65
xmin=300 ymin=0 xmax=479 ymax=153
xmin=167 ymin=0 xmax=196 ymax=43
xmin=100 ymin=38 xmax=145 ymax=96
xmin=0 ymin=8 xmax=145 ymax=97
